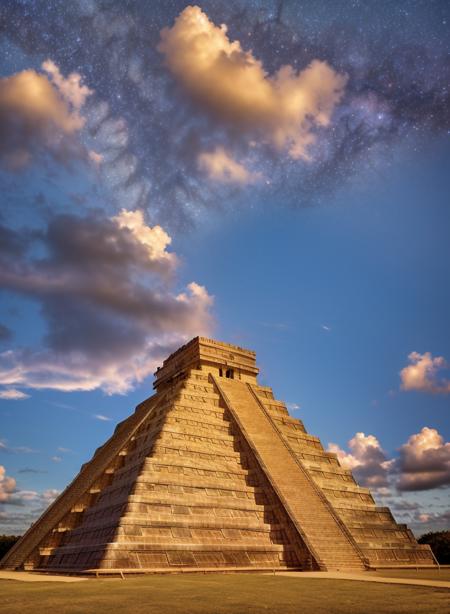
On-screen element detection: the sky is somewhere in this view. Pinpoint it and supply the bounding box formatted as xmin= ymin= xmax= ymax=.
xmin=0 ymin=0 xmax=449 ymax=537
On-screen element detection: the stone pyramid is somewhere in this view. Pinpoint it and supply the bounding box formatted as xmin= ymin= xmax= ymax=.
xmin=1 ymin=338 xmax=435 ymax=573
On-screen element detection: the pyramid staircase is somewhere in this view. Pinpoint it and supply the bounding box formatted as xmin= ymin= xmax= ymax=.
xmin=0 ymin=337 xmax=435 ymax=573
xmin=214 ymin=378 xmax=366 ymax=570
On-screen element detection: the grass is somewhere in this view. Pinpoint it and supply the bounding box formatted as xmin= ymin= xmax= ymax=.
xmin=0 ymin=573 xmax=449 ymax=614
xmin=372 ymin=568 xmax=450 ymax=582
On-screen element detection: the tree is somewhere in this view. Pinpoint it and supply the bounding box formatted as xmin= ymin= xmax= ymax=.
xmin=418 ymin=531 xmax=450 ymax=565
xmin=0 ymin=535 xmax=20 ymax=560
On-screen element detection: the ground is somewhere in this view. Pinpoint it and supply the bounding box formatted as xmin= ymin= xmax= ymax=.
xmin=372 ymin=569 xmax=450 ymax=582
xmin=0 ymin=573 xmax=449 ymax=614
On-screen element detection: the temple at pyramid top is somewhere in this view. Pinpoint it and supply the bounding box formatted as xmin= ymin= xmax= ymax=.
xmin=154 ymin=337 xmax=259 ymax=392
xmin=1 ymin=337 xmax=436 ymax=575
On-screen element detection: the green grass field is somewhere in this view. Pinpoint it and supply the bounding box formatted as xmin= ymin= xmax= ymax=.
xmin=1 ymin=574 xmax=448 ymax=614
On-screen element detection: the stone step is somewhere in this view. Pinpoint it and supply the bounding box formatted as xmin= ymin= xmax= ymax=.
xmin=213 ymin=378 xmax=366 ymax=571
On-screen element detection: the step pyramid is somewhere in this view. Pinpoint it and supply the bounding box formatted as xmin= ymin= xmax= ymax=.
xmin=1 ymin=337 xmax=435 ymax=573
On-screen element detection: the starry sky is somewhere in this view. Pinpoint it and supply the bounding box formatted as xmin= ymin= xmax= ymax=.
xmin=0 ymin=0 xmax=449 ymax=536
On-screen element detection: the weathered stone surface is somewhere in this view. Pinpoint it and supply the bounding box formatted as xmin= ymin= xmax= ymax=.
xmin=0 ymin=337 xmax=435 ymax=573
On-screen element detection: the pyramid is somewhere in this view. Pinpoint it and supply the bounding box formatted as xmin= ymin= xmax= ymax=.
xmin=1 ymin=337 xmax=435 ymax=573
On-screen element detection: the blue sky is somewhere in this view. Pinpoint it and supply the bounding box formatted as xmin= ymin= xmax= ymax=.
xmin=0 ymin=0 xmax=449 ymax=535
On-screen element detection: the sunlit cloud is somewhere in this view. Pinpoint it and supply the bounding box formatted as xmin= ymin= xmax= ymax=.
xmin=42 ymin=59 xmax=92 ymax=111
xmin=112 ymin=208 xmax=176 ymax=267
xmin=159 ymin=5 xmax=347 ymax=160
xmin=0 ymin=62 xmax=90 ymax=169
xmin=198 ymin=147 xmax=262 ymax=184
xmin=0 ymin=388 xmax=29 ymax=400
xmin=400 ymin=351 xmax=450 ymax=394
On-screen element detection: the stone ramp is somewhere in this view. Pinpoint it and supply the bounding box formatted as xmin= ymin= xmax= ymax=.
xmin=213 ymin=378 xmax=366 ymax=571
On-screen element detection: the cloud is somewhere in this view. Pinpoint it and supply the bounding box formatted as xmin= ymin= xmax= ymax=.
xmin=286 ymin=402 xmax=300 ymax=411
xmin=0 ymin=324 xmax=12 ymax=342
xmin=0 ymin=439 xmax=36 ymax=454
xmin=389 ymin=500 xmax=420 ymax=513
xmin=159 ymin=6 xmax=346 ymax=160
xmin=88 ymin=149 xmax=103 ymax=165
xmin=0 ymin=388 xmax=30 ymax=400
xmin=396 ymin=427 xmax=450 ymax=491
xmin=0 ymin=465 xmax=16 ymax=503
xmin=198 ymin=147 xmax=261 ymax=184
xmin=112 ymin=208 xmax=176 ymax=266
xmin=415 ymin=509 xmax=450 ymax=533
xmin=400 ymin=351 xmax=450 ymax=394
xmin=0 ymin=62 xmax=90 ymax=169
xmin=328 ymin=432 xmax=392 ymax=489
xmin=51 ymin=456 xmax=62 ymax=463
xmin=1 ymin=3 xmax=449 ymax=227
xmin=0 ymin=209 xmax=213 ymax=394
xmin=331 ymin=427 xmax=450 ymax=493
xmin=42 ymin=59 xmax=92 ymax=111
xmin=93 ymin=414 xmax=111 ymax=422
xmin=0 ymin=484 xmax=60 ymax=533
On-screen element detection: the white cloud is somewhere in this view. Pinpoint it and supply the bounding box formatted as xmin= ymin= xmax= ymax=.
xmin=0 ymin=388 xmax=29 ymax=400
xmin=51 ymin=456 xmax=62 ymax=463
xmin=198 ymin=147 xmax=261 ymax=184
xmin=93 ymin=414 xmax=111 ymax=422
xmin=158 ymin=6 xmax=346 ymax=160
xmin=286 ymin=402 xmax=301 ymax=411
xmin=400 ymin=351 xmax=450 ymax=394
xmin=112 ymin=208 xmax=176 ymax=267
xmin=0 ymin=439 xmax=36 ymax=454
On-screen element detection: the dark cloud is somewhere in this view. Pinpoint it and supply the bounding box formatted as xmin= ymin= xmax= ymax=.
xmin=0 ymin=210 xmax=213 ymax=393
xmin=389 ymin=500 xmax=420 ymax=512
xmin=396 ymin=427 xmax=450 ymax=491
xmin=328 ymin=432 xmax=391 ymax=490
xmin=0 ymin=324 xmax=12 ymax=343
xmin=0 ymin=473 xmax=59 ymax=534
xmin=330 ymin=427 xmax=450 ymax=493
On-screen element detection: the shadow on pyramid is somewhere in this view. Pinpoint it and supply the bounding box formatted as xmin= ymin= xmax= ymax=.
xmin=1 ymin=338 xmax=436 ymax=574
